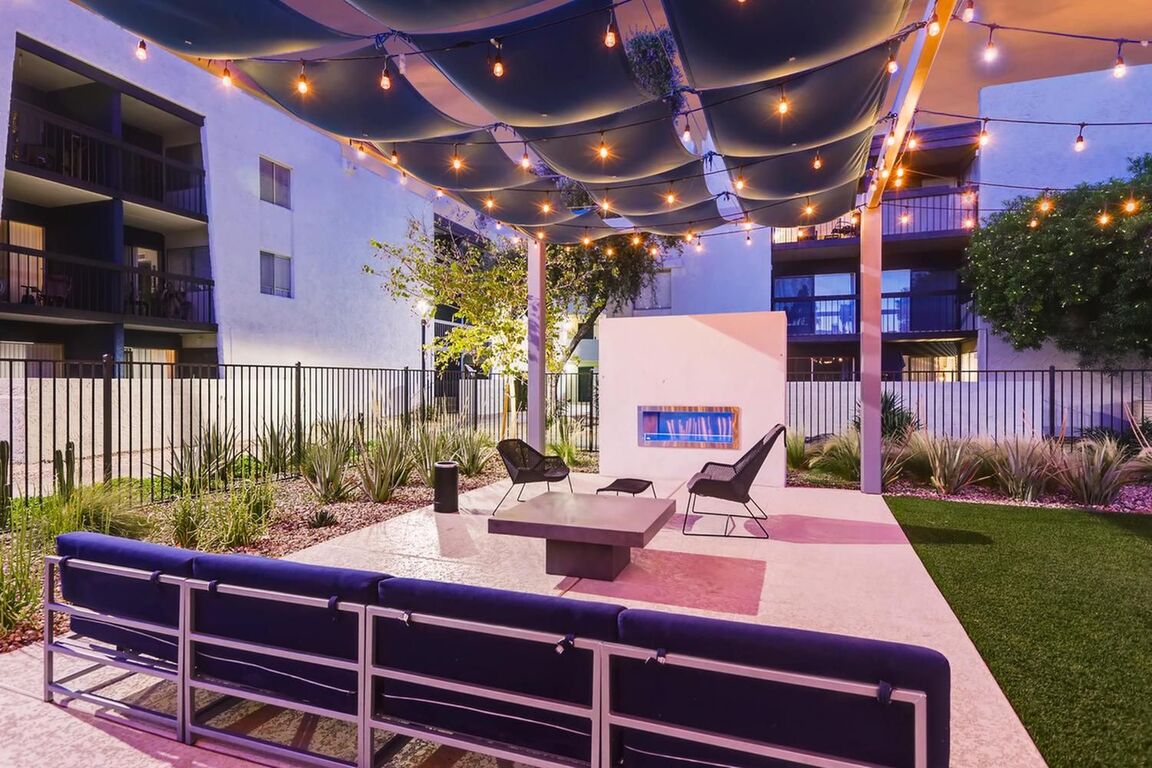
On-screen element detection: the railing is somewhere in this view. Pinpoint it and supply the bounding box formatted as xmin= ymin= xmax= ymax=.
xmin=774 ymin=291 xmax=974 ymax=336
xmin=6 ymin=99 xmax=207 ymax=218
xmin=0 ymin=243 xmax=215 ymax=325
xmin=787 ymin=367 xmax=1152 ymax=441
xmin=0 ymin=360 xmax=598 ymax=502
xmin=773 ymin=188 xmax=976 ymax=245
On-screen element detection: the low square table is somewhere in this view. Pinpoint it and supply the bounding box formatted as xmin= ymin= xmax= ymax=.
xmin=488 ymin=492 xmax=676 ymax=580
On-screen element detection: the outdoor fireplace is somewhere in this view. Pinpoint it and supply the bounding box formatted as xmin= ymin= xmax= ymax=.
xmin=637 ymin=405 xmax=740 ymax=449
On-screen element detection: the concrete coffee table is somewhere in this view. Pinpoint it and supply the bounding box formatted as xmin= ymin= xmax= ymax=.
xmin=488 ymin=492 xmax=676 ymax=580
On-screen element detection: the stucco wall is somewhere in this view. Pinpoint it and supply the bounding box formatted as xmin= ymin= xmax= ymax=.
xmin=0 ymin=0 xmax=462 ymax=368
xmin=975 ymin=63 xmax=1152 ymax=370
xmin=598 ymin=311 xmax=787 ymax=486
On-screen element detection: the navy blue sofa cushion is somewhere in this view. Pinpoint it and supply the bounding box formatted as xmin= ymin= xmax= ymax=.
xmin=56 ymin=532 xmax=196 ymax=662
xmin=614 ymin=610 xmax=950 ymax=768
xmin=191 ymin=553 xmax=389 ymax=715
xmin=374 ymin=578 xmax=624 ymax=762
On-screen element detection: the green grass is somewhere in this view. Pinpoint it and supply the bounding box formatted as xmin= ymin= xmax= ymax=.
xmin=887 ymin=497 xmax=1152 ymax=767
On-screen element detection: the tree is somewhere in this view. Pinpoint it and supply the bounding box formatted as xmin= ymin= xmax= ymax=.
xmin=964 ymin=155 xmax=1152 ymax=367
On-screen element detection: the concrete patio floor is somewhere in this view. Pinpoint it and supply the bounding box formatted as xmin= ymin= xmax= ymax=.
xmin=0 ymin=474 xmax=1047 ymax=767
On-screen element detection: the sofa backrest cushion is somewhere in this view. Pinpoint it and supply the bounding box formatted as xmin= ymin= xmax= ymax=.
xmin=56 ymin=532 xmax=196 ymax=662
xmin=373 ymin=578 xmax=625 ymax=762
xmin=190 ymin=553 xmax=389 ymax=714
xmin=614 ymin=609 xmax=950 ymax=768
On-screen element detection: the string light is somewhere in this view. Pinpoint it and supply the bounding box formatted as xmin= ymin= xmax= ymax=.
xmin=803 ymin=198 xmax=815 ymax=217
xmin=743 ymin=218 xmax=754 ymax=231
xmin=745 ymin=232 xmax=753 ymax=246
xmin=1029 ymin=217 xmax=1039 ymax=228
xmin=1098 ymin=211 xmax=1111 ymax=226
xmin=907 ymin=133 xmax=918 ymax=150
xmin=1074 ymin=124 xmax=1086 ymax=152
xmin=135 ymin=40 xmax=148 ymax=61
xmin=484 ymin=196 xmax=495 ymax=210
xmin=390 ymin=146 xmax=399 ymax=164
xmin=597 ymin=132 xmax=609 ymax=160
xmin=296 ymin=62 xmax=309 ymax=94
xmin=1124 ymin=198 xmax=1139 ymax=214
xmin=1113 ymin=43 xmax=1127 ymax=78
xmin=681 ymin=119 xmax=692 ymax=143
xmin=962 ymin=188 xmax=977 ymax=205
xmin=221 ymin=62 xmax=233 ymax=88
xmin=665 ymin=185 xmax=677 ymax=206
xmin=777 ymin=87 xmax=790 ymax=115
xmin=961 ymin=0 xmax=976 ymax=23
xmin=435 ymin=188 xmax=444 ymax=197
xmin=886 ymin=130 xmax=897 ymax=147
xmin=684 ymin=230 xmax=694 ymax=243
xmin=600 ymin=198 xmax=610 ymax=213
xmin=355 ymin=141 xmax=366 ymax=159
xmin=887 ymin=53 xmax=900 ymax=75
xmin=1038 ymin=197 xmax=1053 ymax=213
xmin=491 ymin=40 xmax=505 ymax=78
xmin=604 ymin=19 xmax=617 ymax=48
xmin=813 ymin=152 xmax=823 ymax=170
xmin=978 ymin=119 xmax=990 ymax=147
xmin=895 ymin=164 xmax=905 ymax=178
xmin=694 ymin=235 xmax=703 ymax=252
xmin=649 ymin=245 xmax=659 ymax=256
xmin=963 ymin=217 xmax=975 ymax=229
xmin=400 ymin=171 xmax=408 ymax=185
xmin=894 ymin=176 xmax=904 ymax=188
xmin=900 ymin=210 xmax=911 ymax=225
xmin=927 ymin=7 xmax=942 ymax=37
xmin=540 ymin=197 xmax=552 ymax=214
xmin=380 ymin=59 xmax=392 ymax=90
xmin=606 ymin=246 xmax=615 ymax=256
xmin=735 ymin=174 xmax=746 ymax=191
xmin=582 ymin=234 xmax=592 ymax=246
xmin=631 ymin=234 xmax=641 ymax=246
xmin=983 ymin=27 xmax=998 ymax=62
xmin=451 ymin=145 xmax=463 ymax=171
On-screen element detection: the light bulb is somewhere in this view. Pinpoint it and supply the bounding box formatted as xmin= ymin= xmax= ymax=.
xmin=221 ymin=63 xmax=232 ymax=87
xmin=400 ymin=172 xmax=408 ymax=185
xmin=694 ymin=238 xmax=703 ymax=253
xmin=1039 ymin=198 xmax=1052 ymax=213
xmin=1124 ymin=199 xmax=1138 ymax=214
xmin=684 ymin=231 xmax=693 ymax=243
xmin=983 ymin=39 xmax=998 ymax=63
xmin=598 ymin=135 xmax=609 ymax=160
xmin=1114 ymin=54 xmax=1127 ymax=78
xmin=900 ymin=211 xmax=910 ymax=225
xmin=743 ymin=219 xmax=753 ymax=231
xmin=380 ymin=64 xmax=392 ymax=90
xmin=813 ymin=153 xmax=823 ymax=170
xmin=978 ymin=121 xmax=990 ymax=147
xmin=907 ymin=133 xmax=918 ymax=150
xmin=963 ymin=217 xmax=975 ymax=229
xmin=485 ymin=197 xmax=495 ymax=210
xmin=582 ymin=236 xmax=592 ymax=246
xmin=777 ymin=94 xmax=789 ymax=115
xmin=961 ymin=0 xmax=975 ymax=23
xmin=390 ymin=149 xmax=399 ymax=164
xmin=435 ymin=188 xmax=444 ymax=197
xmin=927 ymin=11 xmax=941 ymax=37
xmin=631 ymin=235 xmax=641 ymax=246
xmin=1029 ymin=218 xmax=1039 ymax=228
xmin=682 ymin=122 xmax=692 ymax=143
xmin=540 ymin=200 xmax=552 ymax=214
xmin=735 ymin=175 xmax=746 ymax=191
xmin=356 ymin=142 xmax=366 ymax=159
xmin=649 ymin=245 xmax=659 ymax=256
xmin=665 ymin=190 xmax=676 ymax=205
xmin=1074 ymin=132 xmax=1086 ymax=152
xmin=745 ymin=232 xmax=752 ymax=246
xmin=894 ymin=177 xmax=904 ymax=188
xmin=896 ymin=165 xmax=905 ymax=178
xmin=136 ymin=40 xmax=148 ymax=61
xmin=600 ymin=199 xmax=610 ymax=212
xmin=887 ymin=55 xmax=899 ymax=75
xmin=881 ymin=168 xmax=891 ymax=179
xmin=1099 ymin=212 xmax=1111 ymax=226
xmin=606 ymin=247 xmax=615 ymax=256
xmin=520 ymin=150 xmax=531 ymax=169
xmin=886 ymin=130 xmax=897 ymax=147
xmin=452 ymin=154 xmax=463 ymax=171
xmin=492 ymin=54 xmax=504 ymax=78
xmin=297 ymin=65 xmax=309 ymax=95
xmin=803 ymin=203 xmax=815 ymax=216
xmin=962 ymin=189 xmax=976 ymax=205
xmin=604 ymin=25 xmax=617 ymax=48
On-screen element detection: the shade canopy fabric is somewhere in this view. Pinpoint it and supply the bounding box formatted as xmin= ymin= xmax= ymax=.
xmin=238 ymin=52 xmax=472 ymax=142
xmin=518 ymin=101 xmax=695 ymax=184
xmin=729 ymin=128 xmax=873 ymax=201
xmin=387 ymin=131 xmax=528 ymax=191
xmin=700 ymin=47 xmax=891 ymax=157
xmin=739 ymin=182 xmax=861 ymax=228
xmin=410 ymin=0 xmax=649 ymax=127
xmin=584 ymin=160 xmax=713 ymax=216
xmin=77 ymin=0 xmax=357 ymax=58
xmin=344 ymin=0 xmax=543 ymax=32
xmin=533 ymin=210 xmax=619 ymax=244
xmin=454 ymin=178 xmax=580 ymax=227
xmin=662 ymin=0 xmax=910 ymax=90
xmin=625 ymin=199 xmax=731 ymax=237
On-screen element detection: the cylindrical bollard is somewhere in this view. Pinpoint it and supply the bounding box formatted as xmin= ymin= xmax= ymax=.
xmin=433 ymin=461 xmax=459 ymax=513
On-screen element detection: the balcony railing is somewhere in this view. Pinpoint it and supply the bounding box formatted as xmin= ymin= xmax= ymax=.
xmin=0 ymin=244 xmax=215 ymax=326
xmin=773 ymin=291 xmax=975 ymax=337
xmin=6 ymin=100 xmax=207 ymax=218
xmin=773 ymin=188 xmax=976 ymax=246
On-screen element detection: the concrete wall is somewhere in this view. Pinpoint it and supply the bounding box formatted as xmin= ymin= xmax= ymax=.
xmin=598 ymin=311 xmax=787 ymax=486
xmin=975 ymin=63 xmax=1152 ymax=369
xmin=0 ymin=0 xmax=477 ymax=368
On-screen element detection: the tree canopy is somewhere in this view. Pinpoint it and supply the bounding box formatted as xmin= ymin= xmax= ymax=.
xmin=366 ymin=219 xmax=675 ymax=374
xmin=965 ymin=155 xmax=1152 ymax=367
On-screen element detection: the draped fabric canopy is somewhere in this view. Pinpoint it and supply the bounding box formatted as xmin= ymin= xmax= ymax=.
xmin=81 ymin=0 xmax=916 ymax=235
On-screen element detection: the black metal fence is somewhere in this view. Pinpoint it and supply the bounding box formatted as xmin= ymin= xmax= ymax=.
xmin=788 ymin=367 xmax=1152 ymax=440
xmin=0 ymin=358 xmax=598 ymax=503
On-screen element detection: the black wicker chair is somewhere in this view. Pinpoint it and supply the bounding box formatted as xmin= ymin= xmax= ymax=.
xmin=683 ymin=424 xmax=785 ymax=539
xmin=493 ymin=439 xmax=573 ymax=514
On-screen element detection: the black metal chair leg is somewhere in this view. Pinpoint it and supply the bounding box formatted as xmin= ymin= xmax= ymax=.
xmin=743 ymin=503 xmax=771 ymax=539
xmin=651 ymin=486 xmax=658 ymax=499
xmin=567 ymin=476 xmax=574 ymax=493
xmin=748 ymin=497 xmax=768 ymax=519
xmin=493 ymin=483 xmax=513 ymax=515
xmin=516 ymin=484 xmax=528 ymax=502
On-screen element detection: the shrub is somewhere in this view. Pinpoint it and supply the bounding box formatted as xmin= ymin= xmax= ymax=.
xmin=811 ymin=431 xmax=861 ymax=481
xmin=451 ymin=427 xmax=496 ymax=477
xmin=66 ymin=484 xmax=152 ymax=539
xmin=901 ymin=430 xmax=937 ymax=483
xmin=199 ymin=423 xmax=242 ymax=488
xmin=209 ymin=481 xmax=272 ymax=549
xmin=312 ymin=419 xmax=356 ymax=464
xmin=357 ymin=427 xmax=411 ymax=503
xmin=785 ymin=429 xmax=808 ymax=470
xmin=547 ymin=415 xmax=580 ymax=470
xmin=0 ymin=440 xmax=11 ymax=530
xmin=853 ymin=392 xmax=920 ymax=438
xmin=159 ymin=441 xmax=211 ymax=497
xmin=986 ymin=438 xmax=1056 ymax=501
xmin=302 ymin=440 xmax=357 ymax=503
xmin=257 ymin=419 xmax=296 ymax=475
xmin=305 ymin=507 xmax=339 ymax=528
xmin=411 ymin=425 xmax=447 ymax=487
xmin=1055 ymin=437 xmax=1132 ymax=506
xmin=924 ymin=437 xmax=987 ymax=496
xmin=0 ymin=514 xmax=40 ymax=634
xmin=169 ymin=493 xmax=211 ymax=549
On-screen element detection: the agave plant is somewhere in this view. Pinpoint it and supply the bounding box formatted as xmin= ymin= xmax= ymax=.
xmin=986 ymin=438 xmax=1055 ymax=501
xmin=410 ymin=425 xmax=448 ymax=487
xmin=811 ymin=431 xmax=861 ymax=481
xmin=448 ymin=426 xmax=495 ymax=477
xmin=301 ymin=440 xmax=357 ymax=503
xmin=357 ymin=427 xmax=412 ymax=503
xmin=257 ymin=419 xmax=296 ymax=476
xmin=200 ymin=423 xmax=242 ymax=487
xmin=1055 ymin=437 xmax=1132 ymax=506
xmin=924 ymin=436 xmax=987 ymax=496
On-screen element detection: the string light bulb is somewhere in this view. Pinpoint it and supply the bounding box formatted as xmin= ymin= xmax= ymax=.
xmin=521 ymin=147 xmax=531 ymax=170
xmin=1124 ymin=198 xmax=1139 ymax=214
xmin=927 ymin=8 xmax=941 ymax=37
xmin=777 ymin=88 xmax=790 ymax=115
xmin=907 ymin=133 xmax=918 ymax=150
xmin=886 ymin=130 xmax=897 ymax=147
xmin=600 ymin=198 xmax=610 ymax=213
xmin=435 ymin=188 xmax=444 ymax=197
xmin=484 ymin=196 xmax=495 ymax=210
xmin=597 ymin=132 xmax=609 ymax=160
xmin=606 ymin=247 xmax=615 ymax=256
xmin=604 ymin=21 xmax=617 ymax=48
xmin=900 ymin=210 xmax=911 ymax=225
xmin=895 ymin=164 xmax=905 ymax=178
xmin=296 ymin=62 xmax=309 ymax=94
xmin=221 ymin=62 xmax=233 ymax=87
xmin=582 ymin=235 xmax=592 ymax=246
xmin=136 ymin=40 xmax=148 ymax=61
xmin=735 ymin=174 xmax=746 ymax=191
xmin=665 ymin=186 xmax=677 ymax=206
xmin=983 ymin=27 xmax=998 ymax=63
xmin=887 ymin=53 xmax=900 ymax=75
xmin=978 ymin=119 xmax=990 ymax=147
xmin=813 ymin=152 xmax=823 ymax=170
xmin=963 ymin=217 xmax=975 ymax=229
xmin=961 ymin=0 xmax=976 ymax=23
xmin=540 ymin=197 xmax=552 ymax=214
xmin=1098 ymin=211 xmax=1112 ymax=226
xmin=803 ymin=199 xmax=815 ymax=217
xmin=380 ymin=60 xmax=392 ymax=90
xmin=746 ymin=232 xmax=753 ymax=246
xmin=742 ymin=218 xmax=754 ymax=231
xmin=631 ymin=234 xmax=641 ymax=246
xmin=684 ymin=230 xmax=694 ymax=243
xmin=694 ymin=235 xmax=703 ymax=252
xmin=355 ymin=141 xmax=366 ymax=159
xmin=681 ymin=119 xmax=692 ymax=144
xmin=491 ymin=40 xmax=504 ymax=78
xmin=1038 ymin=197 xmax=1052 ymax=213
xmin=1113 ymin=43 xmax=1127 ymax=78
xmin=390 ymin=147 xmax=399 ymax=165
xmin=1029 ymin=218 xmax=1039 ymax=228
xmin=1074 ymin=125 xmax=1086 ymax=152
xmin=962 ymin=188 xmax=977 ymax=206
xmin=451 ymin=146 xmax=463 ymax=171
xmin=649 ymin=245 xmax=659 ymax=256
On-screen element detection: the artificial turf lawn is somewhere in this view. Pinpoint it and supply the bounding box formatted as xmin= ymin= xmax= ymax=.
xmin=886 ymin=497 xmax=1152 ymax=768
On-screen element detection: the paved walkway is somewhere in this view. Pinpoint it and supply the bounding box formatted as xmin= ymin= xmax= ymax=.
xmin=0 ymin=474 xmax=1047 ymax=767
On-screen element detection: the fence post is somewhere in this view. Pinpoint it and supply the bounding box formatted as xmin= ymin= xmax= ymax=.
xmin=293 ymin=362 xmax=303 ymax=464
xmin=101 ymin=354 xmax=113 ymax=483
xmin=471 ymin=375 xmax=479 ymax=431
xmin=1047 ymin=365 xmax=1057 ymax=438
xmin=402 ymin=367 xmax=411 ymax=430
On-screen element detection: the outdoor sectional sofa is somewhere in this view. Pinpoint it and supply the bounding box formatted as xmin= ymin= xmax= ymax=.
xmin=45 ymin=532 xmax=951 ymax=768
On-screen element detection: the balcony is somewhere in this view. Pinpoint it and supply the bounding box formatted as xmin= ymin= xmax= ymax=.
xmin=5 ymin=100 xmax=207 ymax=219
xmin=773 ymin=291 xmax=976 ymax=338
xmin=773 ymin=188 xmax=976 ymax=250
xmin=0 ymin=243 xmax=215 ymax=329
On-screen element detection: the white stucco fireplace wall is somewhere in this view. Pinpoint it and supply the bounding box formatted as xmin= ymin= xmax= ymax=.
xmin=598 ymin=312 xmax=788 ymax=486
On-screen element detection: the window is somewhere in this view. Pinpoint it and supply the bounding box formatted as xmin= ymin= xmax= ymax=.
xmin=634 ymin=269 xmax=672 ymax=310
xmin=0 ymin=341 xmax=63 ymax=378
xmin=259 ymin=158 xmax=292 ymax=208
xmin=0 ymin=220 xmax=46 ymax=304
xmin=260 ymin=251 xmax=293 ymax=297
xmin=124 ymin=347 xmax=176 ymax=378
xmin=773 ymin=273 xmax=857 ymax=336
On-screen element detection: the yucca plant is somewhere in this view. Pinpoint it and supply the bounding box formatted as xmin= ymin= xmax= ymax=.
xmin=785 ymin=429 xmax=808 ymax=471
xmin=925 ymin=437 xmax=987 ymax=496
xmin=301 ymin=440 xmax=357 ymax=503
xmin=451 ymin=426 xmax=496 ymax=476
xmin=200 ymin=423 xmax=242 ymax=487
xmin=986 ymin=438 xmax=1055 ymax=501
xmin=1056 ymin=437 xmax=1132 ymax=506
xmin=411 ymin=425 xmax=447 ymax=487
xmin=357 ymin=427 xmax=412 ymax=502
xmin=312 ymin=419 xmax=356 ymax=464
xmin=257 ymin=419 xmax=296 ymax=476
